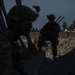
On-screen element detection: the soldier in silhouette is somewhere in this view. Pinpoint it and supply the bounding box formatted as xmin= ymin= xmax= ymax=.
xmin=7 ymin=0 xmax=40 ymax=54
xmin=1 ymin=0 xmax=40 ymax=74
xmin=7 ymin=0 xmax=40 ymax=41
xmin=38 ymin=14 xmax=61 ymax=59
xmin=0 ymin=0 xmax=27 ymax=75
xmin=7 ymin=0 xmax=40 ymax=74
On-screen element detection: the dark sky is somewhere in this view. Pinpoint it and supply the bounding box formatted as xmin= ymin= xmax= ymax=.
xmin=4 ymin=0 xmax=75 ymax=29
xmin=4 ymin=0 xmax=75 ymax=14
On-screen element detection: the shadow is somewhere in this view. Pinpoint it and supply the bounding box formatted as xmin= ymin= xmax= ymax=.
xmin=38 ymin=48 xmax=75 ymax=75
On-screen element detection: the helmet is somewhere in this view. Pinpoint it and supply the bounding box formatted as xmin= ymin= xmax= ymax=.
xmin=47 ymin=14 xmax=55 ymax=20
xmin=8 ymin=5 xmax=38 ymax=21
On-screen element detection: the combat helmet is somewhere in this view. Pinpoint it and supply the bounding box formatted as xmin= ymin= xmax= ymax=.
xmin=47 ymin=14 xmax=55 ymax=21
xmin=7 ymin=5 xmax=38 ymax=21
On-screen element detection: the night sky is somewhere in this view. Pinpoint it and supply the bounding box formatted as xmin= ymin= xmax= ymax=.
xmin=4 ymin=0 xmax=75 ymax=29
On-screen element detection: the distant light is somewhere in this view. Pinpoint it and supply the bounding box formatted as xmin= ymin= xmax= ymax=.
xmin=65 ymin=29 xmax=67 ymax=32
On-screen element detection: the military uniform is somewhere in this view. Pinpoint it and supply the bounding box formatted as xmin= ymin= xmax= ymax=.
xmin=7 ymin=5 xmax=39 ymax=41
xmin=0 ymin=30 xmax=21 ymax=75
xmin=38 ymin=14 xmax=61 ymax=59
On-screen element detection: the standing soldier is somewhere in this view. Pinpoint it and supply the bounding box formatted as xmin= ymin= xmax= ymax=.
xmin=38 ymin=14 xmax=61 ymax=59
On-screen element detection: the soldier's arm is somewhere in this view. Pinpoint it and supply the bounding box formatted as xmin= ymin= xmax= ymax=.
xmin=50 ymin=23 xmax=61 ymax=32
xmin=40 ymin=23 xmax=49 ymax=32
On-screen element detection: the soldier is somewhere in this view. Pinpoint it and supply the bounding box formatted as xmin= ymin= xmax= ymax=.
xmin=7 ymin=0 xmax=40 ymax=74
xmin=7 ymin=0 xmax=40 ymax=57
xmin=0 ymin=0 xmax=28 ymax=75
xmin=0 ymin=1 xmax=20 ymax=75
xmin=38 ymin=14 xmax=61 ymax=59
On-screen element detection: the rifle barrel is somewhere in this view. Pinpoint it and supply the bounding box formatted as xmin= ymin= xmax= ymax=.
xmin=57 ymin=16 xmax=64 ymax=24
xmin=56 ymin=16 xmax=61 ymax=22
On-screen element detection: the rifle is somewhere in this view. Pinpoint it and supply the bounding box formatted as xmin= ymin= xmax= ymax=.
xmin=56 ymin=16 xmax=61 ymax=22
xmin=56 ymin=16 xmax=64 ymax=24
